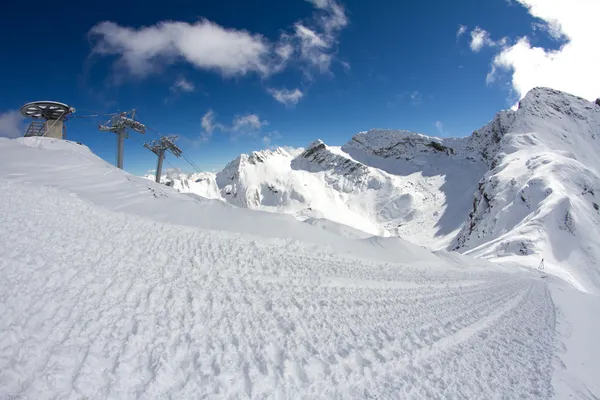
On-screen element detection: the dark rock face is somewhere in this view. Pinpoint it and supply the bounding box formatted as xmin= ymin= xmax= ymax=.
xmin=426 ymin=141 xmax=454 ymax=155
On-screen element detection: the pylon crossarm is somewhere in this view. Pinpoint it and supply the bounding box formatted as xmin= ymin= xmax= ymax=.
xmin=98 ymin=109 xmax=145 ymax=169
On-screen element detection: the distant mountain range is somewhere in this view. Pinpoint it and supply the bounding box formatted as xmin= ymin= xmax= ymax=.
xmin=148 ymin=88 xmax=600 ymax=294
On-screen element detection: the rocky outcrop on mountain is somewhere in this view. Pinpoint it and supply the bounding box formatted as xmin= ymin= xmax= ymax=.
xmin=342 ymin=129 xmax=463 ymax=161
xmin=291 ymin=140 xmax=373 ymax=192
xmin=464 ymin=110 xmax=516 ymax=167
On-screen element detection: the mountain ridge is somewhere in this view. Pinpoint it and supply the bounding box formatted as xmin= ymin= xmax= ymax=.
xmin=149 ymin=87 xmax=600 ymax=293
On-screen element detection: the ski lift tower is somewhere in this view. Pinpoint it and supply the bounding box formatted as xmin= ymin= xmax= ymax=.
xmin=20 ymin=101 xmax=75 ymax=139
xmin=144 ymin=135 xmax=182 ymax=183
xmin=99 ymin=110 xmax=146 ymax=169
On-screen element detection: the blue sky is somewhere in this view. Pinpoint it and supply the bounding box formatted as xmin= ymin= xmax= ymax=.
xmin=0 ymin=0 xmax=595 ymax=175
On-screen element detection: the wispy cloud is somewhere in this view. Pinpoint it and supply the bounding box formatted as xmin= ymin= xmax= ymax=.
xmin=232 ymin=114 xmax=267 ymax=131
xmin=200 ymin=110 xmax=225 ymax=140
xmin=268 ymin=88 xmax=304 ymax=106
xmin=200 ymin=110 xmax=268 ymax=141
xmin=170 ymin=77 xmax=195 ymax=93
xmin=435 ymin=121 xmax=444 ymax=135
xmin=478 ymin=0 xmax=600 ymax=102
xmin=469 ymin=27 xmax=498 ymax=52
xmin=456 ymin=25 xmax=467 ymax=39
xmin=261 ymin=131 xmax=282 ymax=148
xmin=0 ymin=110 xmax=25 ymax=138
xmin=280 ymin=146 xmax=305 ymax=157
xmin=293 ymin=0 xmax=347 ymax=74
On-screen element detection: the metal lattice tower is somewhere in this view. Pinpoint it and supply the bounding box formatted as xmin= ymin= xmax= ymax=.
xmin=20 ymin=101 xmax=75 ymax=139
xmin=99 ymin=110 xmax=146 ymax=169
xmin=144 ymin=135 xmax=182 ymax=183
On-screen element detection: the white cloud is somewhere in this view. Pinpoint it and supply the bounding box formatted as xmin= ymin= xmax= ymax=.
xmin=295 ymin=24 xmax=328 ymax=49
xmin=294 ymin=24 xmax=333 ymax=73
xmin=435 ymin=121 xmax=444 ymax=135
xmin=306 ymin=0 xmax=348 ymax=32
xmin=281 ymin=146 xmax=305 ymax=157
xmin=89 ymin=20 xmax=273 ymax=78
xmin=171 ymin=77 xmax=195 ymax=93
xmin=200 ymin=110 xmax=267 ymax=141
xmin=201 ymin=110 xmax=216 ymax=134
xmin=292 ymin=0 xmax=348 ymax=74
xmin=201 ymin=110 xmax=225 ymax=140
xmin=89 ymin=0 xmax=348 ymax=81
xmin=232 ymin=114 xmax=267 ymax=131
xmin=0 ymin=110 xmax=25 ymax=138
xmin=470 ymin=27 xmax=496 ymax=52
xmin=268 ymin=88 xmax=304 ymax=106
xmin=479 ymin=0 xmax=600 ymax=101
xmin=456 ymin=25 xmax=467 ymax=39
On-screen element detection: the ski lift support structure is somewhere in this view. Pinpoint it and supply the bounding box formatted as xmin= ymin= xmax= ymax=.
xmin=144 ymin=135 xmax=182 ymax=183
xmin=99 ymin=110 xmax=146 ymax=169
xmin=20 ymin=101 xmax=75 ymax=139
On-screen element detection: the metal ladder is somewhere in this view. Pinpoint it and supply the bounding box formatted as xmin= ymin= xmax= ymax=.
xmin=24 ymin=120 xmax=45 ymax=137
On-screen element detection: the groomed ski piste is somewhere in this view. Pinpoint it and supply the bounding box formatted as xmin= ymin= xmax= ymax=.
xmin=1 ymin=137 xmax=599 ymax=399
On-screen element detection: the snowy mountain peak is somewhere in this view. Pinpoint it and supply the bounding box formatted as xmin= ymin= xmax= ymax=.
xmin=292 ymin=140 xmax=371 ymax=184
xmin=518 ymin=87 xmax=599 ymax=120
xmin=454 ymin=88 xmax=600 ymax=293
xmin=217 ymin=148 xmax=291 ymax=187
xmin=137 ymin=87 xmax=600 ymax=294
xmin=305 ymin=139 xmax=326 ymax=149
xmin=239 ymin=147 xmax=291 ymax=166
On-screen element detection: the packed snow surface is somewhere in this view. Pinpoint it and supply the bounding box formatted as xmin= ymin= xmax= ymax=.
xmin=1 ymin=135 xmax=599 ymax=399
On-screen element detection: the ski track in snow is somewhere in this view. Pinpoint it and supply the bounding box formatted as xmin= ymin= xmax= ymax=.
xmin=0 ymin=181 xmax=556 ymax=399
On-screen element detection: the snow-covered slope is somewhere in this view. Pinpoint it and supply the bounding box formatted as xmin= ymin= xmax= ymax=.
xmin=214 ymin=144 xmax=434 ymax=237
xmin=166 ymin=138 xmax=487 ymax=247
xmin=161 ymin=88 xmax=600 ymax=295
xmin=453 ymin=88 xmax=600 ymax=294
xmin=0 ymin=137 xmax=408 ymax=252
xmin=340 ymin=131 xmax=489 ymax=247
xmin=149 ymin=170 xmax=222 ymax=200
xmin=1 ymin=136 xmax=599 ymax=399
